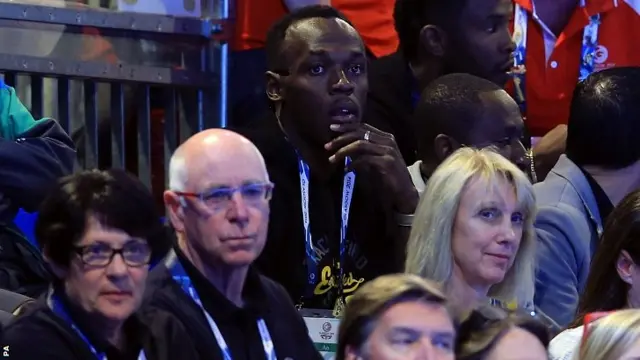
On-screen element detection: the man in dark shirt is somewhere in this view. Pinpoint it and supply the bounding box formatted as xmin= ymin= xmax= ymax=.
xmin=366 ymin=0 xmax=565 ymax=180
xmin=534 ymin=67 xmax=640 ymax=326
xmin=147 ymin=128 xmax=321 ymax=360
xmin=409 ymin=73 xmax=528 ymax=193
xmin=235 ymin=5 xmax=418 ymax=312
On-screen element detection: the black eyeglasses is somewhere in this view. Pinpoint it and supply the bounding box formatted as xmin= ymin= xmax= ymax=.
xmin=174 ymin=182 xmax=275 ymax=209
xmin=73 ymin=241 xmax=152 ymax=267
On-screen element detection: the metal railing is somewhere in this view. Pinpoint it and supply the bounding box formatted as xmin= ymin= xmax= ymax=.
xmin=0 ymin=0 xmax=230 ymax=201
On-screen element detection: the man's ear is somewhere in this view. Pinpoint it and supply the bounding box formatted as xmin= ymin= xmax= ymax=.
xmin=433 ymin=134 xmax=458 ymax=161
xmin=164 ymin=190 xmax=186 ymax=233
xmin=419 ymin=24 xmax=448 ymax=57
xmin=265 ymin=71 xmax=284 ymax=102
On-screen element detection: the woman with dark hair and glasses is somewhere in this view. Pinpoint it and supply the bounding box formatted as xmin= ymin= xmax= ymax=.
xmin=456 ymin=306 xmax=550 ymax=360
xmin=1 ymin=169 xmax=197 ymax=359
xmin=549 ymin=189 xmax=640 ymax=360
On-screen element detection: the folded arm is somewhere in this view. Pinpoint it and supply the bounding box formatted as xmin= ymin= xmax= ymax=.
xmin=0 ymin=84 xmax=75 ymax=212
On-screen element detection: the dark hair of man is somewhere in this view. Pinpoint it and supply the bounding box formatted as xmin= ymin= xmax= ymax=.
xmin=265 ymin=5 xmax=353 ymax=73
xmin=35 ymin=169 xmax=170 ymax=268
xmin=569 ymin=189 xmax=640 ymax=328
xmin=566 ymin=66 xmax=640 ymax=169
xmin=413 ymin=73 xmax=504 ymax=159
xmin=393 ymin=0 xmax=468 ymax=62
xmin=336 ymin=274 xmax=450 ymax=360
xmin=456 ymin=306 xmax=550 ymax=359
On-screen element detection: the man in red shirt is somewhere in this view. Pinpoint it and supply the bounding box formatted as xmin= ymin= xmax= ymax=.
xmin=510 ymin=0 xmax=640 ymax=136
xmin=364 ymin=0 xmax=577 ymax=180
xmin=331 ymin=0 xmax=398 ymax=58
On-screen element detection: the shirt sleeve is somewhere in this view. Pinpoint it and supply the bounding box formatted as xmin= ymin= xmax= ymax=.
xmin=534 ymin=204 xmax=591 ymax=327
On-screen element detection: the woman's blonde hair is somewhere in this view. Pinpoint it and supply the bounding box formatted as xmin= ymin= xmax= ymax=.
xmin=337 ymin=274 xmax=450 ymax=360
xmin=405 ymin=147 xmax=536 ymax=308
xmin=578 ymin=309 xmax=640 ymax=360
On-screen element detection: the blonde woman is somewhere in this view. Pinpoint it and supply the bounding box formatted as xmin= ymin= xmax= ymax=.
xmin=405 ymin=147 xmax=536 ymax=316
xmin=577 ymin=309 xmax=640 ymax=359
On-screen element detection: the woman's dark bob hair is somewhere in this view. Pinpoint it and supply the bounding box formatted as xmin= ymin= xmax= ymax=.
xmin=35 ymin=169 xmax=170 ymax=267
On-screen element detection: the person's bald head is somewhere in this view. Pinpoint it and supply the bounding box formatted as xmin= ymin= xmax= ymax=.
xmin=168 ymin=129 xmax=268 ymax=193
xmin=166 ymin=129 xmax=272 ymax=269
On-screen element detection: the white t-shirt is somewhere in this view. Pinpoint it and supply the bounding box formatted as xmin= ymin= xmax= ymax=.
xmin=549 ymin=325 xmax=583 ymax=360
xmin=408 ymin=160 xmax=426 ymax=195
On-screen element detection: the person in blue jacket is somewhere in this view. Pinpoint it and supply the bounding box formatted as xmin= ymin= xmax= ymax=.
xmin=0 ymin=79 xmax=75 ymax=298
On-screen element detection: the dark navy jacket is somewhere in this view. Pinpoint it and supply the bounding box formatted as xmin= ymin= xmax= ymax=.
xmin=0 ymin=81 xmax=75 ymax=297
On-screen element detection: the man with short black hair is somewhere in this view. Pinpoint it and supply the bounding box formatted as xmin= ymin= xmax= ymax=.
xmin=366 ymin=0 xmax=565 ymax=180
xmin=236 ymin=5 xmax=418 ymax=313
xmin=534 ymin=67 xmax=640 ymax=327
xmin=409 ymin=73 xmax=527 ymax=192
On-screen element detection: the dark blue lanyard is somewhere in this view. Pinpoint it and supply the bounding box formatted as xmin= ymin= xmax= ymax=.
xmin=165 ymin=251 xmax=277 ymax=360
xmin=296 ymin=152 xmax=355 ymax=301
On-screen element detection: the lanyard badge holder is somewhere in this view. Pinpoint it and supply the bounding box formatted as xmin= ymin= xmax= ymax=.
xmin=512 ymin=4 xmax=601 ymax=113
xmin=48 ymin=290 xmax=147 ymax=360
xmin=297 ymin=154 xmax=355 ymax=316
xmin=166 ymin=251 xmax=277 ymax=360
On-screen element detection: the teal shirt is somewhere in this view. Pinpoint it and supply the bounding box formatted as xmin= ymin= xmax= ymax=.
xmin=0 ymin=80 xmax=75 ymax=214
xmin=0 ymin=82 xmax=47 ymax=139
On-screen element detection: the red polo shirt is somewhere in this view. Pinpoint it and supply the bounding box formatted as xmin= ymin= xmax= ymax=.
xmin=232 ymin=0 xmax=287 ymax=51
xmin=332 ymin=0 xmax=398 ymax=57
xmin=509 ymin=0 xmax=640 ymax=136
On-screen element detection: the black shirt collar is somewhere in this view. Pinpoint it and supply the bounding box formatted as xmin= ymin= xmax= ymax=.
xmin=578 ymin=167 xmax=614 ymax=225
xmin=52 ymin=286 xmax=144 ymax=358
xmin=174 ymin=247 xmax=270 ymax=319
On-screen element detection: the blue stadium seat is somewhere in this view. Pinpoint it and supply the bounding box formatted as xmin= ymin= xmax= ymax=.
xmin=14 ymin=209 xmax=38 ymax=247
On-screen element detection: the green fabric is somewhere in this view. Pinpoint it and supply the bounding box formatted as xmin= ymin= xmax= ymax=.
xmin=0 ymin=83 xmax=44 ymax=140
xmin=315 ymin=343 xmax=337 ymax=352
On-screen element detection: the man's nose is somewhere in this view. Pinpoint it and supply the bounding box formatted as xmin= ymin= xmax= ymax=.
xmin=504 ymin=26 xmax=517 ymax=54
xmin=227 ymin=192 xmax=250 ymax=226
xmin=330 ymin=69 xmax=355 ymax=95
xmin=415 ymin=338 xmax=437 ymax=360
xmin=507 ymin=36 xmax=517 ymax=54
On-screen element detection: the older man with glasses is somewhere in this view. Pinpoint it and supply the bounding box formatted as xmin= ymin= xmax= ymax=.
xmin=143 ymin=129 xmax=321 ymax=360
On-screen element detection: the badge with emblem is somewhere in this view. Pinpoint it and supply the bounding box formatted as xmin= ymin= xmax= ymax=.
xmin=333 ymin=297 xmax=346 ymax=318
